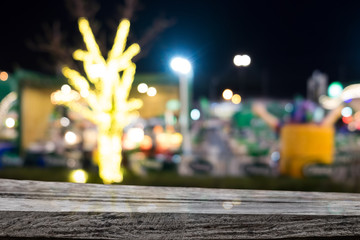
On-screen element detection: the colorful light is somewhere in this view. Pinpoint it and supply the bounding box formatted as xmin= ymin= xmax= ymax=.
xmin=328 ymin=82 xmax=343 ymax=98
xmin=140 ymin=135 xmax=153 ymax=150
xmin=320 ymin=84 xmax=360 ymax=109
xmin=0 ymin=71 xmax=8 ymax=81
xmin=342 ymin=116 xmax=353 ymax=124
xmin=285 ymin=103 xmax=293 ymax=113
xmin=153 ymin=125 xmax=163 ymax=134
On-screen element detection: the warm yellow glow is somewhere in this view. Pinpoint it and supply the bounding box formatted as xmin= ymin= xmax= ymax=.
xmin=140 ymin=135 xmax=153 ymax=150
xmin=137 ymin=83 xmax=148 ymax=93
xmin=69 ymin=169 xmax=88 ymax=183
xmin=0 ymin=71 xmax=8 ymax=81
xmin=98 ymin=134 xmax=123 ymax=184
xmin=156 ymin=132 xmax=183 ymax=151
xmin=222 ymin=89 xmax=233 ymax=100
xmin=147 ymin=87 xmax=157 ymax=97
xmin=231 ymin=94 xmax=241 ymax=104
xmin=52 ymin=17 xmax=141 ymax=184
xmin=5 ymin=117 xmax=15 ymax=128
xmin=51 ymin=90 xmax=81 ymax=104
xmin=153 ymin=125 xmax=163 ymax=134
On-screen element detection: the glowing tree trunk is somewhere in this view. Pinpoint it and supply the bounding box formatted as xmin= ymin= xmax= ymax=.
xmin=51 ymin=18 xmax=142 ymax=184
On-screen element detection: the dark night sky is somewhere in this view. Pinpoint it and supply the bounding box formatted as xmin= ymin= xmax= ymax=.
xmin=2 ymin=1 xmax=360 ymax=99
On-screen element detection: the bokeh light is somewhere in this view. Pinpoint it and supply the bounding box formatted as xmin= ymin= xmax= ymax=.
xmin=190 ymin=109 xmax=201 ymax=120
xmin=285 ymin=103 xmax=293 ymax=113
xmin=127 ymin=128 xmax=145 ymax=143
xmin=341 ymin=107 xmax=352 ymax=117
xmin=61 ymin=84 xmax=71 ymax=95
xmin=342 ymin=116 xmax=353 ymax=124
xmin=140 ymin=135 xmax=153 ymax=150
xmin=222 ymin=89 xmax=233 ymax=100
xmin=147 ymin=87 xmax=157 ymax=97
xmin=328 ymin=82 xmax=343 ymax=98
xmin=170 ymin=57 xmax=192 ymax=75
xmin=0 ymin=71 xmax=8 ymax=81
xmin=60 ymin=117 xmax=70 ymax=127
xmin=137 ymin=83 xmax=148 ymax=93
xmin=69 ymin=169 xmax=88 ymax=183
xmin=231 ymin=94 xmax=241 ymax=104
xmin=5 ymin=117 xmax=15 ymax=128
xmin=64 ymin=131 xmax=78 ymax=145
xmin=233 ymin=54 xmax=251 ymax=67
xmin=80 ymin=89 xmax=89 ymax=98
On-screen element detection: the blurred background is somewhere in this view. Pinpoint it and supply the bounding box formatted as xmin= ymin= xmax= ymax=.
xmin=1 ymin=0 xmax=360 ymax=192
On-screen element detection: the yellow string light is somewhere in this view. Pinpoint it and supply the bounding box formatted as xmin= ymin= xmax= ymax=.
xmin=51 ymin=18 xmax=141 ymax=184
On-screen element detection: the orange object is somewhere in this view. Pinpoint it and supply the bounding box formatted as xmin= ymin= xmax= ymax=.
xmin=280 ymin=124 xmax=334 ymax=177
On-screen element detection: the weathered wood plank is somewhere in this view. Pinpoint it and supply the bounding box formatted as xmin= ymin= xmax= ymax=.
xmin=0 ymin=178 xmax=360 ymax=239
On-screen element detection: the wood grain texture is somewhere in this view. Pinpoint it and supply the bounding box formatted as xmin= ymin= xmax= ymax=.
xmin=0 ymin=178 xmax=360 ymax=239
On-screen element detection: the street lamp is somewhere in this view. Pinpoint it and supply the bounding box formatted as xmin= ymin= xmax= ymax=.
xmin=233 ymin=54 xmax=251 ymax=67
xmin=170 ymin=57 xmax=193 ymax=155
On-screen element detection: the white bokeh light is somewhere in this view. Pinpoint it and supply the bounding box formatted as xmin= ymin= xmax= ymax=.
xmin=127 ymin=128 xmax=145 ymax=143
xmin=147 ymin=87 xmax=157 ymax=97
xmin=5 ymin=117 xmax=15 ymax=128
xmin=137 ymin=83 xmax=148 ymax=93
xmin=233 ymin=54 xmax=251 ymax=67
xmin=61 ymin=84 xmax=71 ymax=94
xmin=341 ymin=107 xmax=352 ymax=118
xmin=222 ymin=89 xmax=233 ymax=100
xmin=190 ymin=109 xmax=201 ymax=120
xmin=60 ymin=117 xmax=70 ymax=127
xmin=170 ymin=57 xmax=192 ymax=75
xmin=64 ymin=131 xmax=78 ymax=145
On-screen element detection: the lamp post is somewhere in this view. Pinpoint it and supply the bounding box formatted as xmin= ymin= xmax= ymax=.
xmin=233 ymin=54 xmax=251 ymax=67
xmin=170 ymin=57 xmax=192 ymax=155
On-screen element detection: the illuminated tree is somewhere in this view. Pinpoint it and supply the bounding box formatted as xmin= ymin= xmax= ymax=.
xmin=52 ymin=18 xmax=142 ymax=184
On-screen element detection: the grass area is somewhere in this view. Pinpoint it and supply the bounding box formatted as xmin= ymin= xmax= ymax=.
xmin=0 ymin=167 xmax=358 ymax=193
